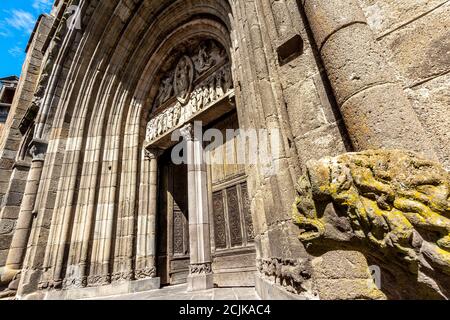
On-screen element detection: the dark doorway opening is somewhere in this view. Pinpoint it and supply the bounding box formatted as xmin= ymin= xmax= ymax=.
xmin=156 ymin=148 xmax=190 ymax=286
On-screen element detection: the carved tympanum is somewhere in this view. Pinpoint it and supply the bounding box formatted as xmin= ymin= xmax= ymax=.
xmin=146 ymin=40 xmax=232 ymax=142
xmin=292 ymin=150 xmax=450 ymax=299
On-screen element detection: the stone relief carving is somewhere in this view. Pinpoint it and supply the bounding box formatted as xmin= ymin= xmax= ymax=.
xmin=257 ymin=258 xmax=312 ymax=295
xmin=146 ymin=40 xmax=231 ymax=142
xmin=190 ymin=263 xmax=212 ymax=275
xmin=87 ymin=274 xmax=111 ymax=287
xmin=155 ymin=76 xmax=173 ymax=107
xmin=62 ymin=276 xmax=88 ymax=289
xmin=193 ymin=41 xmax=224 ymax=73
xmin=292 ymin=149 xmax=450 ymax=299
xmin=111 ymin=271 xmax=134 ymax=282
xmin=174 ymin=55 xmax=195 ymax=105
xmin=135 ymin=267 xmax=156 ymax=280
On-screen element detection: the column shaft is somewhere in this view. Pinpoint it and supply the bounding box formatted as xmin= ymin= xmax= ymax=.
xmin=302 ymin=0 xmax=437 ymax=159
xmin=182 ymin=124 xmax=213 ymax=291
xmin=136 ymin=148 xmax=161 ymax=280
xmin=1 ymin=140 xmax=46 ymax=287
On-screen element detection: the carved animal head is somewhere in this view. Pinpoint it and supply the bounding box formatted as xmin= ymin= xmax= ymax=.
xmin=292 ymin=150 xmax=450 ymax=299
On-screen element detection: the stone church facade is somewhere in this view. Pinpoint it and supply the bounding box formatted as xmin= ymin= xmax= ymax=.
xmin=0 ymin=0 xmax=449 ymax=300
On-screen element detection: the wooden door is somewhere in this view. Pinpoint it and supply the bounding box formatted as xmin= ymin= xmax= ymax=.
xmin=205 ymin=112 xmax=257 ymax=287
xmin=157 ymin=151 xmax=190 ymax=286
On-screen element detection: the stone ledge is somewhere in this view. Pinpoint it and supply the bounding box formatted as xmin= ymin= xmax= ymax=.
xmin=20 ymin=278 xmax=161 ymax=300
xmin=255 ymin=274 xmax=317 ymax=300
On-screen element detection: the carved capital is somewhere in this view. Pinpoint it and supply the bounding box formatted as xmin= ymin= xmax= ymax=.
xmin=144 ymin=147 xmax=163 ymax=161
xmin=28 ymin=139 xmax=48 ymax=162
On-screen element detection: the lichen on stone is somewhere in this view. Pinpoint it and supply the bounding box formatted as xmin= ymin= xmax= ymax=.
xmin=292 ymin=149 xmax=450 ymax=299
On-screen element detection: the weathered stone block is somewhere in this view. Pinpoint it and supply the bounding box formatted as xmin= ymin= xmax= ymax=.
xmin=359 ymin=0 xmax=447 ymax=36
xmin=304 ymin=0 xmax=367 ymax=48
xmin=379 ymin=2 xmax=450 ymax=86
xmin=405 ymin=72 xmax=450 ymax=168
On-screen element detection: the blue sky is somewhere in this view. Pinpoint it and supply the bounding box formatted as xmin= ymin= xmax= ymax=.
xmin=0 ymin=0 xmax=53 ymax=78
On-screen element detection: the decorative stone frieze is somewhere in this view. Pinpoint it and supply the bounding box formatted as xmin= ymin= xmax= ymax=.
xmin=134 ymin=267 xmax=156 ymax=280
xmin=189 ymin=263 xmax=212 ymax=275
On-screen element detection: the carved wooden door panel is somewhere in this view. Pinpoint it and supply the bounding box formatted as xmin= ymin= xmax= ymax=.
xmin=206 ymin=112 xmax=257 ymax=287
xmin=157 ymin=151 xmax=190 ymax=286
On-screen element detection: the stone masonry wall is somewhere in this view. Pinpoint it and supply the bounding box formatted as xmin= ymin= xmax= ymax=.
xmin=358 ymin=0 xmax=450 ymax=168
xmin=0 ymin=15 xmax=53 ymax=267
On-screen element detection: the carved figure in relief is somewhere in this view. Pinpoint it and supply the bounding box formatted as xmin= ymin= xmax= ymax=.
xmin=173 ymin=102 xmax=181 ymax=126
xmin=194 ymin=41 xmax=226 ymax=73
xmin=195 ymin=87 xmax=204 ymax=112
xmin=195 ymin=42 xmax=214 ymax=73
xmin=190 ymin=90 xmax=198 ymax=114
xmin=223 ymin=67 xmax=233 ymax=91
xmin=202 ymin=84 xmax=211 ymax=107
xmin=174 ymin=55 xmax=194 ymax=105
xmin=157 ymin=116 xmax=163 ymax=136
xmin=208 ymin=77 xmax=216 ymax=102
xmin=215 ymin=71 xmax=225 ymax=98
xmin=155 ymin=76 xmax=173 ymax=106
xmin=166 ymin=109 xmax=173 ymax=129
xmin=146 ymin=118 xmax=157 ymax=141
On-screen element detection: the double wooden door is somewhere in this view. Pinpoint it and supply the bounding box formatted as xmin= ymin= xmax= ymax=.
xmin=156 ymin=112 xmax=256 ymax=287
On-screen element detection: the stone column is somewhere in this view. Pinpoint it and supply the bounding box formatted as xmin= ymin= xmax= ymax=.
xmin=135 ymin=147 xmax=162 ymax=287
xmin=181 ymin=124 xmax=213 ymax=291
xmin=301 ymin=0 xmax=437 ymax=159
xmin=0 ymin=139 xmax=47 ymax=289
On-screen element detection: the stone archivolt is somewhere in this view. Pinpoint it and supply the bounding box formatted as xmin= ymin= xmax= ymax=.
xmin=293 ymin=149 xmax=450 ymax=299
xmin=146 ymin=40 xmax=232 ymax=142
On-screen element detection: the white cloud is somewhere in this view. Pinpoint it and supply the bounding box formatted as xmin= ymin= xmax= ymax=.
xmin=0 ymin=21 xmax=11 ymax=38
xmin=8 ymin=46 xmax=24 ymax=58
xmin=4 ymin=10 xmax=35 ymax=33
xmin=33 ymin=0 xmax=54 ymax=12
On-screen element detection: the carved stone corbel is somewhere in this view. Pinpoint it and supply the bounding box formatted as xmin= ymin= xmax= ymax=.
xmin=28 ymin=139 xmax=48 ymax=162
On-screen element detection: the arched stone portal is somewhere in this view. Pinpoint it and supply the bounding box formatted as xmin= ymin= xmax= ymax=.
xmin=2 ymin=0 xmax=450 ymax=301
xmin=144 ymin=38 xmax=255 ymax=291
